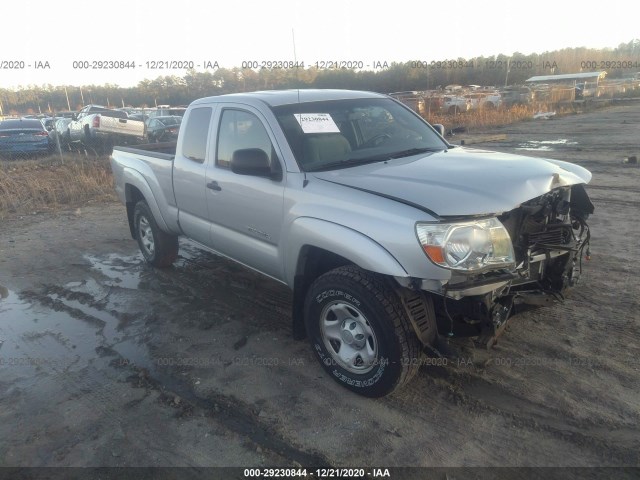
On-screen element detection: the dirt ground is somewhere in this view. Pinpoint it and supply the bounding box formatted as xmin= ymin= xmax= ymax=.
xmin=0 ymin=103 xmax=639 ymax=475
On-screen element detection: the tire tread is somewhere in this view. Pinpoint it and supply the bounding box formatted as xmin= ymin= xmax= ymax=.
xmin=313 ymin=265 xmax=421 ymax=394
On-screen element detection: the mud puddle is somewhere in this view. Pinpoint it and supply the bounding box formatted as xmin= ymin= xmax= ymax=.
xmin=0 ymin=248 xmax=328 ymax=468
xmin=516 ymin=139 xmax=578 ymax=151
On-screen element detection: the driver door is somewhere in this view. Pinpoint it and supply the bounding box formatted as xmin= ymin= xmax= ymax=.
xmin=204 ymin=107 xmax=286 ymax=280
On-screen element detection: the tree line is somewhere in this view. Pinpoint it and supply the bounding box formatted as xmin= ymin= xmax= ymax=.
xmin=1 ymin=40 xmax=638 ymax=114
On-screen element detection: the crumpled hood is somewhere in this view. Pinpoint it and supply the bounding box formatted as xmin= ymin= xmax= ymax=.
xmin=312 ymin=147 xmax=592 ymax=216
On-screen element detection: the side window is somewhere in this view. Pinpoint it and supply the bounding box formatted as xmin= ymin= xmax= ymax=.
xmin=181 ymin=107 xmax=212 ymax=163
xmin=216 ymin=109 xmax=276 ymax=169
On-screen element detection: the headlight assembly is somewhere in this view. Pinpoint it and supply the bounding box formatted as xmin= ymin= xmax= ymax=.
xmin=416 ymin=218 xmax=515 ymax=272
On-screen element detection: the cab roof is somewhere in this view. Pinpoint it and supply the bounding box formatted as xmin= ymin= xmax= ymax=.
xmin=191 ymin=89 xmax=387 ymax=108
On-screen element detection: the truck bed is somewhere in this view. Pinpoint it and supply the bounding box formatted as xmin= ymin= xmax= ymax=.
xmin=98 ymin=115 xmax=146 ymax=138
xmin=113 ymin=141 xmax=177 ymax=160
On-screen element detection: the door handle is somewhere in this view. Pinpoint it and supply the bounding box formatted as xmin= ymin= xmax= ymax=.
xmin=207 ymin=181 xmax=222 ymax=191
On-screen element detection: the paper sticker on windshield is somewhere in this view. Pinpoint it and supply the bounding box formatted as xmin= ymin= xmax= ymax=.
xmin=294 ymin=113 xmax=340 ymax=134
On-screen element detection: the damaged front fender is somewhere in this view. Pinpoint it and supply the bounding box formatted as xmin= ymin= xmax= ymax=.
xmin=405 ymin=184 xmax=594 ymax=348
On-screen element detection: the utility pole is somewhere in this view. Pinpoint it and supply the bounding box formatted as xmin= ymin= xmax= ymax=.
xmin=64 ymin=86 xmax=71 ymax=111
xmin=505 ymin=57 xmax=511 ymax=87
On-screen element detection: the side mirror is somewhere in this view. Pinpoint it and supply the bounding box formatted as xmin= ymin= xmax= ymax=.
xmin=231 ymin=148 xmax=280 ymax=180
xmin=432 ymin=124 xmax=445 ymax=137
xmin=72 ymin=113 xmax=78 ymax=120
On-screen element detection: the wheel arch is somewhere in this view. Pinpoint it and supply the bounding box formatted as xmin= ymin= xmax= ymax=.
xmin=123 ymin=172 xmax=170 ymax=238
xmin=286 ymin=218 xmax=408 ymax=340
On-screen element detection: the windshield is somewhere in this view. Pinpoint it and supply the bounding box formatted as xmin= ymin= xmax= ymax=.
xmin=272 ymin=98 xmax=447 ymax=172
xmin=159 ymin=116 xmax=181 ymax=126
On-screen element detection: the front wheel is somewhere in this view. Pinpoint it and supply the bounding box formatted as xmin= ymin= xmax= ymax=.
xmin=133 ymin=201 xmax=178 ymax=267
xmin=304 ymin=265 xmax=421 ymax=397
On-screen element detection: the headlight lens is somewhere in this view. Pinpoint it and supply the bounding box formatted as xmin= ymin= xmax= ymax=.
xmin=416 ymin=218 xmax=515 ymax=271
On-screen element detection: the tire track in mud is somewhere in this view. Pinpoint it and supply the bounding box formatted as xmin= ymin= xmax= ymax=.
xmin=125 ymin=364 xmax=332 ymax=468
xmin=17 ymin=285 xmax=331 ymax=467
xmin=8 ymin=290 xmax=177 ymax=464
xmin=386 ymin=366 xmax=639 ymax=466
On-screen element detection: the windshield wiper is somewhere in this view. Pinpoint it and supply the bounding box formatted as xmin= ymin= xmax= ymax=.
xmin=306 ymin=147 xmax=442 ymax=172
xmin=307 ymin=157 xmax=387 ymax=172
xmin=387 ymin=147 xmax=441 ymax=159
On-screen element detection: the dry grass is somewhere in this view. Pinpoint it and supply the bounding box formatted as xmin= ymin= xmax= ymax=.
xmin=0 ymin=154 xmax=116 ymax=219
xmin=424 ymin=99 xmax=620 ymax=133
xmin=425 ymin=105 xmax=536 ymax=131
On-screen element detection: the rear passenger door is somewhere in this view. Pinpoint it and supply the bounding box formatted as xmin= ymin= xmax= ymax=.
xmin=173 ymin=106 xmax=215 ymax=246
xmin=204 ymin=106 xmax=286 ymax=280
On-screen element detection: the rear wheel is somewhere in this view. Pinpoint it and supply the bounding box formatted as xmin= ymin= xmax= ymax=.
xmin=304 ymin=265 xmax=421 ymax=397
xmin=133 ymin=201 xmax=178 ymax=267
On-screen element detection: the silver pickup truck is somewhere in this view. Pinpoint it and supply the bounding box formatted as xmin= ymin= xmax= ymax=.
xmin=110 ymin=89 xmax=594 ymax=397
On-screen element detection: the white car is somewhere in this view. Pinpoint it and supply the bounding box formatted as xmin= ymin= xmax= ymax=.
xmin=442 ymin=96 xmax=471 ymax=114
xmin=465 ymin=92 xmax=503 ymax=110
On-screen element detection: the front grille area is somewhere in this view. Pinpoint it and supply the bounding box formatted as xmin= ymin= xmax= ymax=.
xmin=526 ymin=225 xmax=569 ymax=247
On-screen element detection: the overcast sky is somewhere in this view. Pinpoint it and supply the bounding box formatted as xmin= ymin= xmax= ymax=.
xmin=1 ymin=0 xmax=638 ymax=88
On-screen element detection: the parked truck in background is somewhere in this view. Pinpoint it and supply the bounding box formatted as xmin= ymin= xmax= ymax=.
xmin=69 ymin=105 xmax=146 ymax=151
xmin=110 ymin=89 xmax=594 ymax=397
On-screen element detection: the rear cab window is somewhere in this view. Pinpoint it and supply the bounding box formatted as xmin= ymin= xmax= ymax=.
xmin=181 ymin=107 xmax=212 ymax=163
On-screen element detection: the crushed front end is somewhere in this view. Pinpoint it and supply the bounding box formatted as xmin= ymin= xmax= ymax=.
xmin=413 ymin=184 xmax=594 ymax=348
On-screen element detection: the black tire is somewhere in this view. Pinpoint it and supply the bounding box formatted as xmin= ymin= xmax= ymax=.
xmin=133 ymin=201 xmax=178 ymax=267
xmin=304 ymin=265 xmax=421 ymax=397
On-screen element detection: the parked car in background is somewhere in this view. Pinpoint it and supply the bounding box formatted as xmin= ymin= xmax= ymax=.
xmin=53 ymin=111 xmax=77 ymax=119
xmin=49 ymin=118 xmax=73 ymax=147
xmin=145 ymin=115 xmax=182 ymax=142
xmin=500 ymin=86 xmax=534 ymax=106
xmin=0 ymin=118 xmax=52 ymax=158
xmin=41 ymin=117 xmax=56 ymax=131
xmin=129 ymin=113 xmax=149 ymax=122
xmin=442 ymin=95 xmax=471 ymax=114
xmin=388 ymin=91 xmax=426 ymax=115
xmin=150 ymin=105 xmax=187 ymax=117
xmin=464 ymin=92 xmax=502 ymax=110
